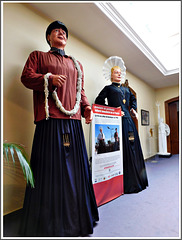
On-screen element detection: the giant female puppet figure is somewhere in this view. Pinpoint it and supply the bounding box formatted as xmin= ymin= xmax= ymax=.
xmin=19 ymin=20 xmax=99 ymax=237
xmin=95 ymin=56 xmax=148 ymax=194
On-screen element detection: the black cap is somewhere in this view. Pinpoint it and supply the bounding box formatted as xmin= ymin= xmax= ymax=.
xmin=46 ymin=20 xmax=68 ymax=45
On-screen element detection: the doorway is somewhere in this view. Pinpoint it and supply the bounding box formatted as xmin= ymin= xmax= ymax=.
xmin=165 ymin=97 xmax=179 ymax=154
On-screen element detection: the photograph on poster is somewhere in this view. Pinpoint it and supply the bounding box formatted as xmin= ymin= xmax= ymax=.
xmin=95 ymin=124 xmax=120 ymax=154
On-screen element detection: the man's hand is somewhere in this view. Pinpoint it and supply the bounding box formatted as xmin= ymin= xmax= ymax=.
xmin=117 ymin=106 xmax=125 ymax=117
xmin=52 ymin=74 xmax=67 ymax=88
xmin=84 ymin=106 xmax=93 ymax=124
xmin=121 ymin=111 xmax=125 ymax=117
xmin=130 ymin=108 xmax=138 ymax=120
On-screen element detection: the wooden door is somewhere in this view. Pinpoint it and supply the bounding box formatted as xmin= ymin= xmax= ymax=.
xmin=165 ymin=97 xmax=179 ymax=154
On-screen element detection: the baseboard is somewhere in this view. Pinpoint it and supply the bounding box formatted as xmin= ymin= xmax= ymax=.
xmin=4 ymin=208 xmax=23 ymax=218
xmin=158 ymin=153 xmax=172 ymax=158
xmin=145 ymin=153 xmax=173 ymax=161
xmin=145 ymin=155 xmax=157 ymax=161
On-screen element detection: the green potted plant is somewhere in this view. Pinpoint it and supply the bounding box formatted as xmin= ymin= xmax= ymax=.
xmin=3 ymin=142 xmax=34 ymax=188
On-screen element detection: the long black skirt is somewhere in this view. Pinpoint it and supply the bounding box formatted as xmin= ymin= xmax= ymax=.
xmin=20 ymin=118 xmax=99 ymax=237
xmin=122 ymin=116 xmax=149 ymax=193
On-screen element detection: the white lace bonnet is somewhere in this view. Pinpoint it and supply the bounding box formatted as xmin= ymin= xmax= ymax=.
xmin=103 ymin=56 xmax=126 ymax=83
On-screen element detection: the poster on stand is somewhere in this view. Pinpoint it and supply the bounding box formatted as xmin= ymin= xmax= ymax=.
xmin=92 ymin=104 xmax=124 ymax=206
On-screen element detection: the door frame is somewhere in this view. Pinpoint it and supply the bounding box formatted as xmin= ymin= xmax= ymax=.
xmin=165 ymin=96 xmax=179 ymax=153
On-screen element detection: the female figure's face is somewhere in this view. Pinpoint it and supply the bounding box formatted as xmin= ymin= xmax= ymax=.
xmin=111 ymin=66 xmax=121 ymax=83
xmin=47 ymin=28 xmax=67 ymax=49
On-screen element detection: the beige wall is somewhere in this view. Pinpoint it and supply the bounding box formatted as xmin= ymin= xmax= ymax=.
xmin=3 ymin=3 xmax=179 ymax=214
xmin=155 ymin=85 xmax=179 ymax=123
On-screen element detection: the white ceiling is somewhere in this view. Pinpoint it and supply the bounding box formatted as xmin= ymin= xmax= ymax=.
xmin=26 ymin=2 xmax=179 ymax=89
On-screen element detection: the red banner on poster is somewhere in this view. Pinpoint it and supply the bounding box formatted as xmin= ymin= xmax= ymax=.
xmin=92 ymin=104 xmax=121 ymax=116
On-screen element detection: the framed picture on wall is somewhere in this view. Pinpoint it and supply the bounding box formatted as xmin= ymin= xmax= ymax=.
xmin=141 ymin=109 xmax=149 ymax=126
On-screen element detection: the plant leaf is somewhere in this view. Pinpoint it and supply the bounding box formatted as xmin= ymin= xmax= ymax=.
xmin=16 ymin=150 xmax=34 ymax=188
xmin=3 ymin=144 xmax=9 ymax=162
xmin=9 ymin=145 xmax=15 ymax=164
xmin=3 ymin=142 xmax=35 ymax=188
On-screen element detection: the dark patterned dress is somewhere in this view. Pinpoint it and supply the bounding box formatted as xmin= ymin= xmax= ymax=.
xmin=95 ymin=82 xmax=148 ymax=193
